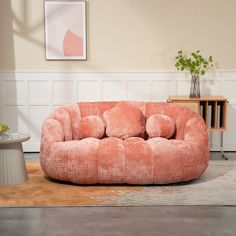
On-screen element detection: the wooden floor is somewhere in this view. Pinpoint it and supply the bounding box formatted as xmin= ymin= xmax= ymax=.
xmin=0 ymin=152 xmax=235 ymax=236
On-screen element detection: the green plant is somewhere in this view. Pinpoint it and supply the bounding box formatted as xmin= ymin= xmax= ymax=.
xmin=0 ymin=124 xmax=9 ymax=133
xmin=175 ymin=50 xmax=214 ymax=77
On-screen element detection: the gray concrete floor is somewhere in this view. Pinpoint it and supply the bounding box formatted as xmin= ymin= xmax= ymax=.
xmin=0 ymin=206 xmax=236 ymax=236
xmin=0 ymin=152 xmax=236 ymax=236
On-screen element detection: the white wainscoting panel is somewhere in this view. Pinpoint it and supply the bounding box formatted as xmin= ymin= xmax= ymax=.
xmin=3 ymin=80 xmax=25 ymax=105
xmin=77 ymin=80 xmax=100 ymax=101
xmin=0 ymin=70 xmax=235 ymax=152
xmin=127 ymin=81 xmax=147 ymax=101
xmin=0 ymin=107 xmax=3 ymax=122
xmin=102 ymin=80 xmax=127 ymax=100
xmin=28 ymin=105 xmax=50 ymax=150
xmin=4 ymin=105 xmax=28 ymax=133
xmin=28 ymin=80 xmax=50 ymax=105
xmin=151 ymin=80 xmax=172 ymax=101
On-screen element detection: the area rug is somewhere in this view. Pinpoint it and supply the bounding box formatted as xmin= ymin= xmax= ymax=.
xmin=0 ymin=160 xmax=235 ymax=207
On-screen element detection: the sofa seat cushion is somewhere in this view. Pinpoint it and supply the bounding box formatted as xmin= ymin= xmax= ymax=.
xmin=147 ymin=137 xmax=203 ymax=184
xmin=124 ymin=137 xmax=153 ymax=184
xmin=98 ymin=137 xmax=126 ymax=184
xmin=103 ymin=102 xmax=145 ymax=139
xmin=48 ymin=138 xmax=100 ymax=183
xmin=78 ymin=115 xmax=105 ymax=139
xmin=146 ymin=114 xmax=175 ymax=139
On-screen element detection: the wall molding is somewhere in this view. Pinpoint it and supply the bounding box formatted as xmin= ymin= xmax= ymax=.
xmin=0 ymin=70 xmax=235 ymax=152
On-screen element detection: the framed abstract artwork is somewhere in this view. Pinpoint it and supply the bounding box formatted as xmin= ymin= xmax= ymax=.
xmin=44 ymin=0 xmax=86 ymax=60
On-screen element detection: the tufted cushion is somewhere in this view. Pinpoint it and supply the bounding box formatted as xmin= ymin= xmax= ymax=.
xmin=98 ymin=137 xmax=126 ymax=184
xmin=103 ymin=102 xmax=145 ymax=139
xmin=78 ymin=115 xmax=105 ymax=139
xmin=146 ymin=114 xmax=175 ymax=139
xmin=49 ymin=108 xmax=72 ymax=141
xmin=64 ymin=104 xmax=81 ymax=140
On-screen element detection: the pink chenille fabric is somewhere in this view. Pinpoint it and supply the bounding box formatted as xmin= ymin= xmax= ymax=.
xmin=124 ymin=137 xmax=153 ymax=184
xmin=78 ymin=115 xmax=105 ymax=139
xmin=64 ymin=104 xmax=81 ymax=140
xmin=40 ymin=101 xmax=209 ymax=185
xmin=49 ymin=107 xmax=72 ymax=141
xmin=98 ymin=137 xmax=126 ymax=184
xmin=146 ymin=114 xmax=175 ymax=138
xmin=103 ymin=102 xmax=145 ymax=139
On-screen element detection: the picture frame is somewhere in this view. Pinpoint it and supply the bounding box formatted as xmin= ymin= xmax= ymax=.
xmin=44 ymin=0 xmax=87 ymax=60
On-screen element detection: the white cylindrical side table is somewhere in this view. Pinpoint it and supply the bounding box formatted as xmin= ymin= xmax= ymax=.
xmin=0 ymin=133 xmax=30 ymax=185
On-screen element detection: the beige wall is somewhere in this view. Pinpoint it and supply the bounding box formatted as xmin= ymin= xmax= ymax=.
xmin=0 ymin=0 xmax=236 ymax=71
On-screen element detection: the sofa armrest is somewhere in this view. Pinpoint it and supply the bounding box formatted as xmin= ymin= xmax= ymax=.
xmin=184 ymin=116 xmax=209 ymax=146
xmin=49 ymin=107 xmax=73 ymax=141
xmin=40 ymin=118 xmax=64 ymax=172
xmin=183 ymin=116 xmax=210 ymax=180
xmin=41 ymin=118 xmax=64 ymax=145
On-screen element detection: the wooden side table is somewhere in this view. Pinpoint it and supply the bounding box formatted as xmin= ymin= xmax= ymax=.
xmin=0 ymin=133 xmax=30 ymax=185
xmin=167 ymin=96 xmax=228 ymax=160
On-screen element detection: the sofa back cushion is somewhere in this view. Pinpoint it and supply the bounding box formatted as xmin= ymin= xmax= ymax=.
xmin=146 ymin=102 xmax=198 ymax=140
xmin=78 ymin=115 xmax=105 ymax=139
xmin=103 ymin=102 xmax=145 ymax=139
xmin=146 ymin=114 xmax=175 ymax=139
xmin=77 ymin=101 xmax=197 ymax=140
xmin=78 ymin=102 xmax=118 ymax=117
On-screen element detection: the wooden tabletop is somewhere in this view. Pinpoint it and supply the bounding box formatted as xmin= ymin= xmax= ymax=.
xmin=168 ymin=96 xmax=228 ymax=101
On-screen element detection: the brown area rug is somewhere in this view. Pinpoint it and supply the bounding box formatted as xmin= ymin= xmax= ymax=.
xmin=0 ymin=161 xmax=235 ymax=207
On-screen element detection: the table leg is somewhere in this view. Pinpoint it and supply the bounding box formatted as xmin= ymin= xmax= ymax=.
xmin=220 ymin=132 xmax=228 ymax=160
xmin=0 ymin=142 xmax=28 ymax=185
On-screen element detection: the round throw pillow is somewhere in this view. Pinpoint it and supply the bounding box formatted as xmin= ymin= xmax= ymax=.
xmin=103 ymin=102 xmax=145 ymax=139
xmin=78 ymin=115 xmax=105 ymax=139
xmin=146 ymin=114 xmax=175 ymax=139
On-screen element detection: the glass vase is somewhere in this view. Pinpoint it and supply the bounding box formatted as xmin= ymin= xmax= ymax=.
xmin=190 ymin=76 xmax=200 ymax=98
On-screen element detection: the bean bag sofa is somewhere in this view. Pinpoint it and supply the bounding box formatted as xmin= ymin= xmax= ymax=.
xmin=40 ymin=101 xmax=209 ymax=185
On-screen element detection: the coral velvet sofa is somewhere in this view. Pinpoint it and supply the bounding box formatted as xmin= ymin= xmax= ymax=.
xmin=40 ymin=101 xmax=209 ymax=185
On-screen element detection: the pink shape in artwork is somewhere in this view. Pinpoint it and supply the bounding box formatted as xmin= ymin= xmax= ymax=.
xmin=63 ymin=30 xmax=83 ymax=56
